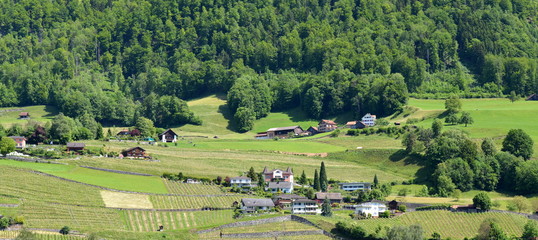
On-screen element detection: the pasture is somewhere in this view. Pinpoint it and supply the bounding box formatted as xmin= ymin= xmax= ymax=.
xmin=163 ymin=180 xmax=224 ymax=195
xmin=166 ymin=139 xmax=347 ymax=153
xmin=404 ymin=98 xmax=538 ymax=157
xmin=121 ymin=210 xmax=235 ymax=231
xmin=0 ymin=105 xmax=58 ymax=127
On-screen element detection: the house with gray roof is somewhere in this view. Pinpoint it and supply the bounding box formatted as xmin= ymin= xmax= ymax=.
xmin=241 ymin=198 xmax=275 ymax=213
xmin=230 ymin=176 xmax=256 ymax=188
xmin=267 ymin=181 xmax=293 ymax=193
xmin=339 ymin=182 xmax=372 ymax=192
xmin=315 ymin=192 xmax=343 ymax=204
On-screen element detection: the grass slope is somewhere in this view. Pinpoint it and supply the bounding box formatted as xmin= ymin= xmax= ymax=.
xmin=0 ymin=160 xmax=167 ymax=194
xmin=166 ymin=139 xmax=346 ymax=153
xmin=0 ymin=105 xmax=58 ymax=127
xmin=404 ymin=98 xmax=538 ymax=157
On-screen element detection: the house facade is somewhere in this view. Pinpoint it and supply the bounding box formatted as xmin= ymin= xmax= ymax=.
xmin=121 ymin=147 xmax=149 ymax=158
xmin=272 ymin=194 xmax=307 ymax=210
xmin=292 ymin=199 xmax=321 ymax=215
xmin=306 ymin=126 xmax=319 ymax=136
xmin=339 ymin=182 xmax=372 ymax=192
xmin=230 ymin=177 xmax=255 ymax=188
xmin=263 ymin=167 xmax=293 ymax=183
xmin=158 ymin=129 xmax=178 ymax=142
xmin=241 ymin=198 xmax=274 ymax=214
xmin=355 ymin=200 xmax=387 ymax=217
xmin=361 ymin=113 xmax=376 ymax=127
xmin=8 ymin=136 xmax=26 ymax=149
xmin=266 ymin=126 xmax=303 ymax=139
xmin=315 ymin=192 xmax=343 ymax=204
xmin=318 ymin=120 xmax=337 ymax=132
xmin=267 ymin=181 xmax=293 ymax=193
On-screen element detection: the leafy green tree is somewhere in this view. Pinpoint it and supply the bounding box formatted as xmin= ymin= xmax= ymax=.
xmin=303 ymin=86 xmax=323 ymax=119
xmin=432 ymin=119 xmax=443 ymax=137
xmin=473 ymin=192 xmax=492 ymax=210
xmin=247 ymin=167 xmax=258 ymax=182
xmin=515 ymin=160 xmax=538 ymax=194
xmin=522 ymin=220 xmax=538 ymax=239
xmin=459 ymin=112 xmax=474 ymax=127
xmin=502 ymin=129 xmax=534 ymax=160
xmin=135 ymin=117 xmax=156 ymax=137
xmin=0 ymin=137 xmax=16 ymax=155
xmin=59 ymin=226 xmax=70 ymax=235
xmin=299 ymin=171 xmax=307 ymax=185
xmin=445 ymin=114 xmax=459 ymax=125
xmin=445 ymin=96 xmax=462 ymax=115
xmin=481 ymin=138 xmax=497 ymax=156
xmin=313 ymin=169 xmax=320 ymax=191
xmin=509 ymin=91 xmax=518 ymax=102
xmin=435 ymin=174 xmax=456 ymax=197
xmin=320 ymin=162 xmax=328 ymax=192
xmin=511 ymin=196 xmax=530 ymax=213
xmin=234 ymin=107 xmax=255 ymax=132
xmin=15 ymin=228 xmax=36 ymax=240
xmin=402 ymin=131 xmax=419 ymax=153
xmin=321 ymin=197 xmax=332 ymax=217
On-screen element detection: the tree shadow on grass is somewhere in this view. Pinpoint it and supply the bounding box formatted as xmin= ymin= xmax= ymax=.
xmin=218 ymin=104 xmax=239 ymax=132
xmin=389 ymin=150 xmax=434 ymax=184
xmin=43 ymin=105 xmax=59 ymax=118
xmin=280 ymin=107 xmax=316 ymax=123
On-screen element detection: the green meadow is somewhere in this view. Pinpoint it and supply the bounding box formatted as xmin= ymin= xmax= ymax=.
xmin=0 ymin=160 xmax=168 ymax=194
xmin=0 ymin=105 xmax=58 ymax=127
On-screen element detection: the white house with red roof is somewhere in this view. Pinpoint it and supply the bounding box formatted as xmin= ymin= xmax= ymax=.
xmin=362 ymin=113 xmax=377 ymax=127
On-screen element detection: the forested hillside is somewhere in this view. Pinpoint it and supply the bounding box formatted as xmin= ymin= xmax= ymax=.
xmin=0 ymin=0 xmax=537 ymax=130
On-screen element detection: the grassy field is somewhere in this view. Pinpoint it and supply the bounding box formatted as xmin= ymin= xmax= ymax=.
xmin=0 ymin=231 xmax=86 ymax=240
xmin=164 ymin=180 xmax=224 ymax=195
xmin=0 ymin=160 xmax=168 ymax=194
xmin=0 ymin=105 xmax=58 ymax=127
xmin=403 ymin=98 xmax=538 ymax=157
xmin=101 ymin=191 xmax=154 ymax=209
xmin=307 ymin=210 xmax=528 ymax=239
xmin=121 ymin=210 xmax=235 ymax=232
xmin=150 ymin=195 xmax=244 ymax=209
xmin=166 ymin=139 xmax=347 ymax=153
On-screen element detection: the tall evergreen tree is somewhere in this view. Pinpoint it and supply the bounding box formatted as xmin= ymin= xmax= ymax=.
xmin=247 ymin=167 xmax=258 ymax=181
xmin=300 ymin=170 xmax=307 ymax=185
xmin=321 ymin=197 xmax=332 ymax=217
xmin=313 ymin=169 xmax=320 ymax=191
xmin=373 ymin=174 xmax=379 ymax=189
xmin=320 ymin=162 xmax=328 ymax=192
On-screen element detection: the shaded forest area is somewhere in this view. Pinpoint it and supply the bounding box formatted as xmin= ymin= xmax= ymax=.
xmin=0 ymin=0 xmax=537 ymax=129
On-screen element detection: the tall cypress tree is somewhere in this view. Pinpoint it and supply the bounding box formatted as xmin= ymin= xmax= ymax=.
xmin=321 ymin=197 xmax=332 ymax=217
xmin=313 ymin=169 xmax=320 ymax=191
xmin=320 ymin=162 xmax=327 ymax=192
xmin=300 ymin=170 xmax=307 ymax=185
xmin=247 ymin=167 xmax=258 ymax=181
xmin=373 ymin=174 xmax=379 ymax=189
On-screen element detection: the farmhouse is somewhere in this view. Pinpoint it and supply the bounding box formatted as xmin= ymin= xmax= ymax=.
xmin=263 ymin=167 xmax=294 ymax=183
xmin=117 ymin=129 xmax=131 ymax=136
xmin=121 ymin=147 xmax=149 ymax=158
xmin=318 ymin=120 xmax=337 ymax=132
xmin=306 ymin=126 xmax=319 ymax=135
xmin=292 ymin=199 xmax=321 ymax=215
xmin=230 ymin=176 xmax=255 ymax=188
xmin=8 ymin=136 xmax=26 ymax=149
xmin=345 ymin=121 xmax=367 ymax=129
xmin=241 ymin=198 xmax=274 ymax=213
xmin=272 ymin=194 xmax=307 ymax=210
xmin=267 ymin=181 xmax=293 ymax=193
xmin=339 ymin=182 xmax=372 ymax=192
xmin=361 ymin=113 xmax=376 ymax=127
xmin=254 ymin=132 xmax=269 ymax=139
xmin=158 ymin=129 xmax=178 ymax=142
xmin=18 ymin=112 xmax=30 ymax=119
xmin=355 ymin=200 xmax=387 ymax=217
xmin=527 ymin=94 xmax=538 ymax=101
xmin=315 ymin=192 xmax=343 ymax=204
xmin=266 ymin=126 xmax=303 ymax=138
xmin=66 ymin=142 xmax=85 ymax=153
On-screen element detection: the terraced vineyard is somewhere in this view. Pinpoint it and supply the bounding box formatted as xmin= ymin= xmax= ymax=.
xmin=163 ymin=180 xmax=224 ymax=195
xmin=121 ymin=210 xmax=234 ymax=231
xmin=0 ymin=165 xmax=103 ymax=206
xmin=21 ymin=201 xmax=123 ymax=231
xmin=224 ymin=221 xmax=319 ymax=233
xmin=0 ymin=231 xmax=85 ymax=240
xmin=150 ymin=195 xmax=243 ymax=209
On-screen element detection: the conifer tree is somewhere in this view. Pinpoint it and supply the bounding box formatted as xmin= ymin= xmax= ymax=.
xmin=300 ymin=170 xmax=307 ymax=185
xmin=320 ymin=162 xmax=328 ymax=192
xmin=321 ymin=197 xmax=332 ymax=217
xmin=373 ymin=174 xmax=379 ymax=189
xmin=247 ymin=167 xmax=258 ymax=181
xmin=313 ymin=169 xmax=320 ymax=191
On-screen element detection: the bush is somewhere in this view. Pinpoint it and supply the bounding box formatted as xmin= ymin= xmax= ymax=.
xmin=379 ymin=210 xmax=391 ymax=218
xmin=398 ymin=188 xmax=409 ymax=196
xmin=13 ymin=216 xmax=25 ymax=225
xmin=398 ymin=205 xmax=407 ymax=212
xmin=59 ymin=226 xmax=70 ymax=235
xmin=415 ymin=204 xmax=451 ymax=211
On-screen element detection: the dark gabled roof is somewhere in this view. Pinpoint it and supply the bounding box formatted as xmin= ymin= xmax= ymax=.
xmin=268 ymin=181 xmax=293 ymax=189
xmin=66 ymin=142 xmax=85 ymax=148
xmin=266 ymin=126 xmax=303 ymax=132
xmin=159 ymin=129 xmax=178 ymax=136
xmin=315 ymin=192 xmax=343 ymax=200
xmin=241 ymin=198 xmax=275 ymax=207
xmin=273 ymin=194 xmax=307 ymax=200
xmin=122 ymin=146 xmax=146 ymax=152
xmin=307 ymin=126 xmax=319 ymax=131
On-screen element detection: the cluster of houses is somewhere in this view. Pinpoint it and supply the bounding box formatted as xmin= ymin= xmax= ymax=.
xmin=234 ymin=166 xmax=389 ymax=217
xmin=255 ymin=114 xmax=377 ymax=139
xmin=116 ymin=129 xmax=178 ymax=143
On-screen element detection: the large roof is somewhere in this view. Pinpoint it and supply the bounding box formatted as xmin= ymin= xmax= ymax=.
xmin=241 ymin=198 xmax=275 ymax=207
xmin=268 ymin=181 xmax=293 ymax=189
xmin=266 ymin=126 xmax=301 ymax=132
xmin=273 ymin=194 xmax=307 ymax=200
xmin=263 ymin=167 xmax=293 ymax=174
xmin=66 ymin=142 xmax=85 ymax=148
xmin=122 ymin=146 xmax=145 ymax=152
xmin=319 ymin=119 xmax=336 ymax=125
xmin=159 ymin=129 xmax=178 ymax=136
xmin=315 ymin=192 xmax=343 ymax=200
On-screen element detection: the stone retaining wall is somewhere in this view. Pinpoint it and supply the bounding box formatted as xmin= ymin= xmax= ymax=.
xmin=197 ymin=215 xmax=291 ymax=234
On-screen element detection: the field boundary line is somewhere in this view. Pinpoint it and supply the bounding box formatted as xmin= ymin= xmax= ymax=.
xmin=80 ymin=166 xmax=156 ymax=176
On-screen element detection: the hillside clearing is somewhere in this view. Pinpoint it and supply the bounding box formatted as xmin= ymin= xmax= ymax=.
xmin=101 ymin=191 xmax=153 ymax=209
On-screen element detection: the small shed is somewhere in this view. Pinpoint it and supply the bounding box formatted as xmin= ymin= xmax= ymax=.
xmin=66 ymin=142 xmax=85 ymax=153
xmin=526 ymin=94 xmax=538 ymax=101
xmin=18 ymin=112 xmax=30 ymax=119
xmin=121 ymin=147 xmax=149 ymax=158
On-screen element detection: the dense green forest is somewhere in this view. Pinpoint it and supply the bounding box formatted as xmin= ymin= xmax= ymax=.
xmin=0 ymin=0 xmax=537 ymax=130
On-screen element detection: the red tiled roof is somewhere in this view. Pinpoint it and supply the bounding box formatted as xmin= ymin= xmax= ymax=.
xmin=19 ymin=112 xmax=29 ymax=116
xmin=320 ymin=119 xmax=336 ymax=125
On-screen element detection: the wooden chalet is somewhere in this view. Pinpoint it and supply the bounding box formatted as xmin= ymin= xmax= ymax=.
xmin=158 ymin=129 xmax=178 ymax=142
xmin=526 ymin=94 xmax=538 ymax=101
xmin=117 ymin=129 xmax=131 ymax=136
xmin=345 ymin=121 xmax=367 ymax=129
xmin=266 ymin=126 xmax=303 ymax=138
xmin=318 ymin=120 xmax=337 ymax=132
xmin=66 ymin=142 xmax=85 ymax=153
xmin=121 ymin=146 xmax=150 ymax=158
xmin=18 ymin=112 xmax=30 ymax=119
xmin=306 ymin=126 xmax=319 ymax=135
